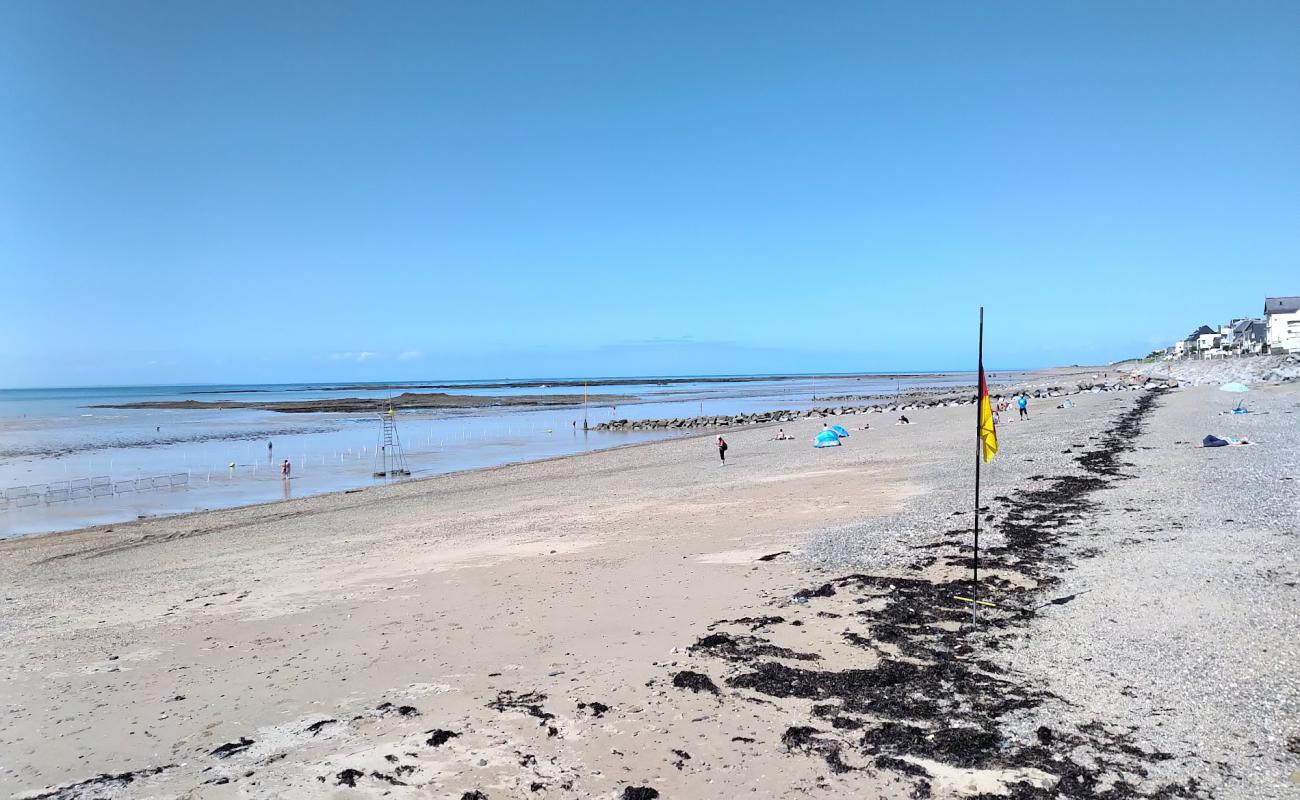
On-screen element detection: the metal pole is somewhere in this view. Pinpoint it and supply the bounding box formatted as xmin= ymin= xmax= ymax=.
xmin=973 ymin=306 xmax=984 ymax=628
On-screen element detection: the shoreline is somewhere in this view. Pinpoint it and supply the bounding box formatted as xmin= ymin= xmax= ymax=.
xmin=1 ymin=365 xmax=1121 ymax=545
xmin=0 ymin=426 xmax=723 ymax=550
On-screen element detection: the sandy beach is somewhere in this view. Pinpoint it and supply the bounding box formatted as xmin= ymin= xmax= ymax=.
xmin=1 ymin=380 xmax=1296 ymax=799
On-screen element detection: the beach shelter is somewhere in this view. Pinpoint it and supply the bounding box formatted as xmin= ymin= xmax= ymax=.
xmin=813 ymin=430 xmax=841 ymax=448
xmin=1219 ymin=382 xmax=1249 ymax=411
xmin=830 ymin=425 xmax=850 ymax=438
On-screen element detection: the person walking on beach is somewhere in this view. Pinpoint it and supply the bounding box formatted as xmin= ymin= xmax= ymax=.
xmin=716 ymin=435 xmax=728 ymax=465
xmin=281 ymin=459 xmax=291 ymax=478
xmin=1017 ymin=393 xmax=1029 ymax=420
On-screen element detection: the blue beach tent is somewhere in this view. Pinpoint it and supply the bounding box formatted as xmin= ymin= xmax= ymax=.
xmin=830 ymin=425 xmax=850 ymax=438
xmin=1219 ymin=382 xmax=1250 ymax=412
xmin=814 ymin=430 xmax=841 ymax=448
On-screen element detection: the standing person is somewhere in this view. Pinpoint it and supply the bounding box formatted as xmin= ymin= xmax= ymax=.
xmin=281 ymin=459 xmax=291 ymax=478
xmin=716 ymin=435 xmax=728 ymax=465
xmin=267 ymin=441 xmax=273 ymax=455
xmin=1017 ymin=393 xmax=1029 ymax=420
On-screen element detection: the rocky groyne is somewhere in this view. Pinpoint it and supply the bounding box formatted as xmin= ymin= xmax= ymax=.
xmin=591 ymin=378 xmax=1176 ymax=432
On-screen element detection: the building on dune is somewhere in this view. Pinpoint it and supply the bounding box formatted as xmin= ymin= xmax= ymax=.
xmin=1229 ymin=318 xmax=1268 ymax=355
xmin=1160 ymin=296 xmax=1297 ymax=358
xmin=1263 ymin=296 xmax=1300 ymax=353
xmin=1184 ymin=325 xmax=1221 ymax=355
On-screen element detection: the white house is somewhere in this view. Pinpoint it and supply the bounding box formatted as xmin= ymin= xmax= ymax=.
xmin=1186 ymin=325 xmax=1220 ymax=354
xmin=1263 ymin=296 xmax=1300 ymax=352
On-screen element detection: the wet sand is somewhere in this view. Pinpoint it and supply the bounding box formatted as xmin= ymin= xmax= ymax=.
xmin=1 ymin=381 xmax=1295 ymax=798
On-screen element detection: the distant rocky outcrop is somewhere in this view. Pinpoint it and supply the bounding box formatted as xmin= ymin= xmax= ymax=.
xmin=90 ymin=391 xmax=631 ymax=414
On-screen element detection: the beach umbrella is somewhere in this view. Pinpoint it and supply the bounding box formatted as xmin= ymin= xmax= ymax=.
xmin=1219 ymin=382 xmax=1249 ymax=411
xmin=813 ymin=430 xmax=841 ymax=448
xmin=830 ymin=425 xmax=850 ymax=438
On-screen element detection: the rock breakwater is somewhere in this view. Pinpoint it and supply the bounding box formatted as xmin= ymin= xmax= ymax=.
xmin=592 ymin=378 xmax=1175 ymax=432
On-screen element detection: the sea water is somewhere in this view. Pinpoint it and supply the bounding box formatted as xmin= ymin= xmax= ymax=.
xmin=0 ymin=374 xmax=973 ymax=537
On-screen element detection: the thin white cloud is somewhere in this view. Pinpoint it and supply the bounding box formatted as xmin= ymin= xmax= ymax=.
xmin=398 ymin=350 xmax=423 ymax=361
xmin=328 ymin=351 xmax=380 ymax=361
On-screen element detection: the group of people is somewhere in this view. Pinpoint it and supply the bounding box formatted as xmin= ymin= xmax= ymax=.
xmin=992 ymin=395 xmax=1031 ymax=415
xmin=991 ymin=394 xmax=1031 ymax=425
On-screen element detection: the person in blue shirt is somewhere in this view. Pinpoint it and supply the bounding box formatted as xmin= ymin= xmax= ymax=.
xmin=1017 ymin=394 xmax=1029 ymax=419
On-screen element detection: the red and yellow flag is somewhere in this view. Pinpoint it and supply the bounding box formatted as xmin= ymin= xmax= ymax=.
xmin=978 ymin=365 xmax=998 ymax=463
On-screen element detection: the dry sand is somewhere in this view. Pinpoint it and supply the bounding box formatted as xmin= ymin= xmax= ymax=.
xmin=1 ymin=382 xmax=1295 ymax=799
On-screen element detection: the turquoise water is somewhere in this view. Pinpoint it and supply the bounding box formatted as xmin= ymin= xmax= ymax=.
xmin=0 ymin=373 xmax=972 ymax=537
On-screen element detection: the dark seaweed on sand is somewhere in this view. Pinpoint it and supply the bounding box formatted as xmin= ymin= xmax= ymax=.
xmin=781 ymin=726 xmax=855 ymax=773
xmin=425 ymin=728 xmax=460 ymax=747
xmin=577 ymin=700 xmax=611 ymax=717
xmin=375 ymin=701 xmax=420 ymax=718
xmin=210 ymin=737 xmax=254 ymax=759
xmin=690 ymin=631 xmax=820 ymax=662
xmin=707 ymin=614 xmax=786 ymax=631
xmin=335 ymin=768 xmax=364 ymax=787
xmin=24 ymin=765 xmax=174 ymax=800
xmin=686 ymin=391 xmax=1208 ymax=798
xmin=671 ymin=670 xmax=720 ymax=694
xmin=488 ymin=690 xmax=558 ymax=737
xmin=793 ymin=582 xmax=836 ymax=599
xmin=368 ymin=769 xmax=408 ymax=786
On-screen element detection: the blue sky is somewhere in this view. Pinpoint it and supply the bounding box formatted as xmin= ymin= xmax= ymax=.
xmin=2 ymin=1 xmax=1297 ymax=387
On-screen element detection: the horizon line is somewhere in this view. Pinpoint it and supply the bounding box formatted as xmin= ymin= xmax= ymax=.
xmin=0 ymin=365 xmax=1090 ymax=393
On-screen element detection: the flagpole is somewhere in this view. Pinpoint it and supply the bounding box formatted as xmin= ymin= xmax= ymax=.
xmin=972 ymin=307 xmax=984 ymax=628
